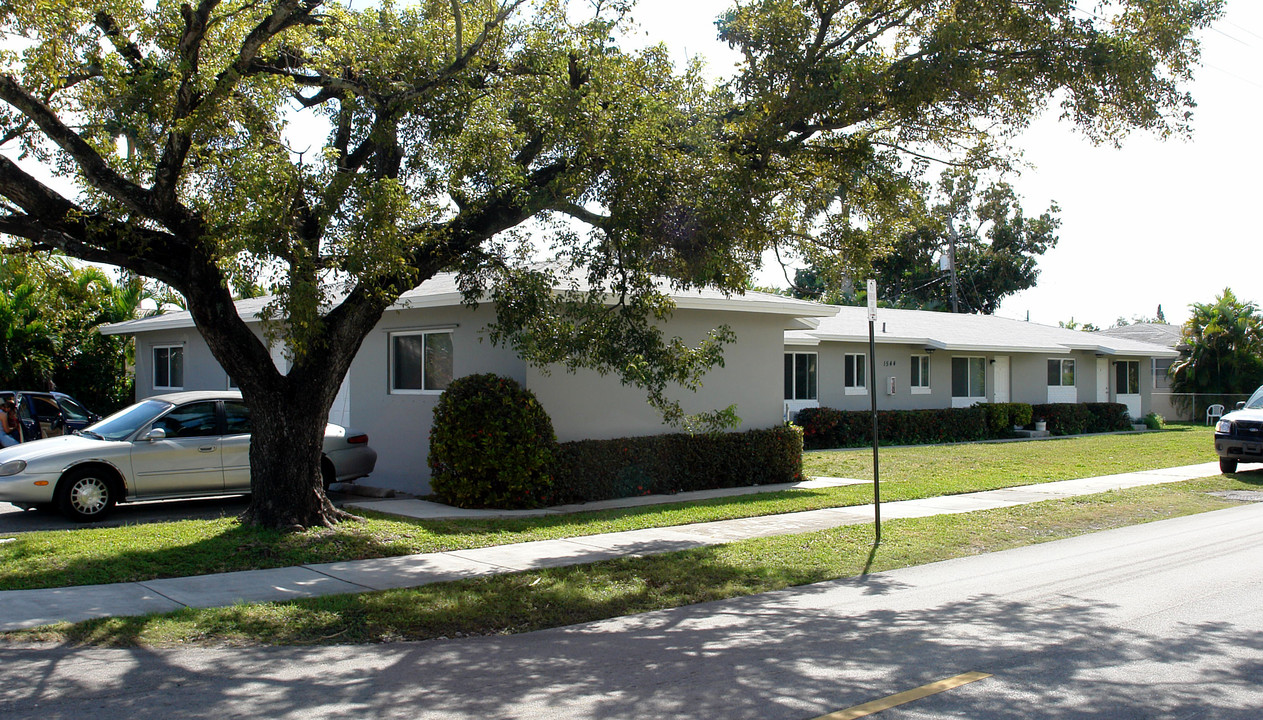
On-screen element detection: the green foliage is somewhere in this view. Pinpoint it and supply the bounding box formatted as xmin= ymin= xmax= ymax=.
xmin=1031 ymin=403 xmax=1132 ymax=436
xmin=1169 ymin=289 xmax=1263 ymax=411
xmin=428 ymin=374 xmax=558 ymax=509
xmin=796 ymin=171 xmax=1060 ymax=314
xmin=552 ymin=426 xmax=804 ymax=504
xmin=982 ymin=402 xmax=1035 ymax=434
xmin=796 ymin=406 xmax=989 ymax=450
xmin=1144 ymin=412 xmax=1166 ymax=430
xmin=0 ymin=255 xmax=159 ymax=412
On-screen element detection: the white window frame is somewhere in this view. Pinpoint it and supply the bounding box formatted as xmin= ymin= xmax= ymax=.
xmin=844 ymin=353 xmax=867 ymax=395
xmin=951 ymin=356 xmax=986 ymax=408
xmin=784 ymin=352 xmax=818 ymax=401
xmin=389 ymin=329 xmax=454 ymax=395
xmin=910 ymin=354 xmax=931 ymax=395
xmin=152 ymin=344 xmax=184 ymax=390
xmin=1048 ymin=358 xmax=1076 ymax=387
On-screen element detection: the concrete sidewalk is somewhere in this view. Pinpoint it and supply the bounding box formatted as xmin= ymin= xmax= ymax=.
xmin=0 ymin=462 xmax=1226 ymax=631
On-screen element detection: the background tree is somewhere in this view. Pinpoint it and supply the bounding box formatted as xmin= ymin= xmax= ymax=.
xmin=0 ymin=0 xmax=1221 ymax=529
xmin=1169 ymin=288 xmax=1263 ymax=411
xmin=0 ymin=254 xmax=155 ymax=411
xmin=790 ymin=170 xmax=1059 ymax=313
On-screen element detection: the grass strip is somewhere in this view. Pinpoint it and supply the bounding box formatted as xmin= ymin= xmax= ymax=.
xmin=8 ymin=472 xmax=1257 ymax=648
xmin=0 ymin=426 xmax=1218 ymax=591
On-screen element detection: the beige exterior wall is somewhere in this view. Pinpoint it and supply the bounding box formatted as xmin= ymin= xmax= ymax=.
xmin=791 ymin=343 xmax=1158 ymax=418
xmin=346 ymin=304 xmax=527 ymax=492
xmin=532 ymin=310 xmax=789 ymax=442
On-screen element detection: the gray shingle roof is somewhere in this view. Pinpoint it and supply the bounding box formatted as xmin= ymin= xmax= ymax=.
xmin=787 ymin=305 xmax=1179 ymax=357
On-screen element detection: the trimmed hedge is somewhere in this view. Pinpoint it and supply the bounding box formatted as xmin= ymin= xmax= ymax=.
xmin=796 ymin=406 xmax=988 ymax=450
xmin=551 ymin=426 xmax=804 ymax=504
xmin=797 ymin=401 xmax=1134 ymax=449
xmin=1032 ymin=402 xmax=1132 ymax=436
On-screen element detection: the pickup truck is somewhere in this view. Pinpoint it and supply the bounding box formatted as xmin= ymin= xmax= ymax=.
xmin=1214 ymin=385 xmax=1263 ymax=473
xmin=0 ymin=391 xmax=100 ymax=443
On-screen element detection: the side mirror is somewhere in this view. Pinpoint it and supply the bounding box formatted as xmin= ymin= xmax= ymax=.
xmin=1237 ymin=402 xmax=1247 ymax=410
xmin=144 ymin=427 xmax=167 ymax=442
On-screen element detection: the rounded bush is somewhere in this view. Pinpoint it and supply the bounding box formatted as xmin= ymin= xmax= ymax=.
xmin=428 ymin=373 xmax=558 ymax=509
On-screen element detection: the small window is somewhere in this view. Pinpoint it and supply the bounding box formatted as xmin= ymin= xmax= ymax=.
xmin=223 ymin=401 xmax=251 ymax=435
xmin=58 ymin=397 xmax=92 ymax=422
xmin=1047 ymin=358 xmax=1076 ymax=387
xmin=153 ymin=345 xmax=185 ymax=390
xmin=153 ymin=401 xmax=220 ymax=438
xmin=844 ymin=353 xmax=866 ymax=394
xmin=391 ymin=331 xmax=454 ymax=394
xmin=910 ymin=355 xmax=930 ymax=393
xmin=784 ymin=352 xmax=818 ymax=401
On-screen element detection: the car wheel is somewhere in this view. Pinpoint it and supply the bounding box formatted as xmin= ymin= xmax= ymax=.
xmin=1219 ymin=457 xmax=1239 ymax=474
xmin=57 ymin=468 xmax=117 ymax=522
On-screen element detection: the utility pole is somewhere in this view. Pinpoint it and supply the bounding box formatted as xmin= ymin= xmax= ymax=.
xmin=866 ymin=278 xmax=881 ymax=544
xmin=946 ymin=217 xmax=960 ymax=313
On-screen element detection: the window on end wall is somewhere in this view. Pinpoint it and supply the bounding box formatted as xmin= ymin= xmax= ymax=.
xmin=910 ymin=354 xmax=930 ymax=394
xmin=951 ymin=357 xmax=985 ymax=399
xmin=391 ymin=330 xmax=454 ymax=394
xmin=784 ymin=352 xmax=817 ymax=400
xmin=153 ymin=345 xmax=184 ymax=389
xmin=844 ymin=353 xmax=866 ymax=394
xmin=1047 ymin=358 xmax=1076 ymax=387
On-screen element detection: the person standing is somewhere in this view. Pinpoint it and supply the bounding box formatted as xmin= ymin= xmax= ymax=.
xmin=0 ymin=400 xmax=20 ymax=448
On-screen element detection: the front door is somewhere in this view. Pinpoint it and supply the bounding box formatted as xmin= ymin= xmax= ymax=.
xmin=1115 ymin=360 xmax=1142 ymax=419
xmin=992 ymin=356 xmax=1010 ymax=403
xmin=1097 ymin=358 xmax=1109 ymax=402
xmin=129 ymin=400 xmax=225 ymax=497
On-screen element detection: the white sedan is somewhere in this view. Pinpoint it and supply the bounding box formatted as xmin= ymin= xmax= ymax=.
xmin=0 ymin=391 xmax=377 ymax=522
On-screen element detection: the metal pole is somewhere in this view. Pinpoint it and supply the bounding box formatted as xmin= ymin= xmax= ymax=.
xmin=866 ymin=279 xmax=881 ymax=544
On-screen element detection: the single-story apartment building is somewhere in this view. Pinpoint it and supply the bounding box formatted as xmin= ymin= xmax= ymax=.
xmin=784 ymin=306 xmax=1180 ymax=421
xmin=101 ymin=274 xmax=835 ymax=493
xmin=1093 ymin=323 xmax=1186 ymax=421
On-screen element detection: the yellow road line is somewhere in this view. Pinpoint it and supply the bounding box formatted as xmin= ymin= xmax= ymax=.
xmin=813 ymin=671 xmax=993 ymax=719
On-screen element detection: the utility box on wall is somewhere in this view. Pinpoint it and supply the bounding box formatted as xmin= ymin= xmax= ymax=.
xmin=887 ymin=376 xmax=896 ymax=395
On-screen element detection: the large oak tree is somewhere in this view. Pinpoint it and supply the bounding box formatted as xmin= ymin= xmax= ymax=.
xmin=0 ymin=0 xmax=1221 ymax=528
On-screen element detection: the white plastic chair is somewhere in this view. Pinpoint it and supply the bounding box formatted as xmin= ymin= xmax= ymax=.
xmin=1206 ymin=404 xmax=1225 ymax=425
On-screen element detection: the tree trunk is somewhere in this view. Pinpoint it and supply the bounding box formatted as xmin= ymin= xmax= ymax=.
xmin=237 ymin=382 xmax=357 ymax=530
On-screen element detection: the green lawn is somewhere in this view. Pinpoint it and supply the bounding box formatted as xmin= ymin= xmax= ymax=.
xmin=14 ymin=470 xmax=1259 ymax=648
xmin=0 ymin=426 xmax=1217 ymax=591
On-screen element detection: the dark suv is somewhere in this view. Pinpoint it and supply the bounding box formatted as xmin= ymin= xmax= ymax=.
xmin=0 ymin=391 xmax=100 ymax=443
xmin=1214 ymin=386 xmax=1263 ymax=473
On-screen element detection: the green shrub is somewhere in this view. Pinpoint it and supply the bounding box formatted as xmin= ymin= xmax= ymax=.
xmin=428 ymin=374 xmax=558 ymax=509
xmin=795 ymin=406 xmax=988 ymax=450
xmin=552 ymin=426 xmax=803 ymax=504
xmin=1143 ymin=412 xmax=1166 ymax=430
xmin=1084 ymin=402 xmax=1133 ymax=432
xmin=980 ymin=403 xmax=1035 ymax=434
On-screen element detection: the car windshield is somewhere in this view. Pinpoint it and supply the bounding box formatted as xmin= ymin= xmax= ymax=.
xmin=1247 ymin=386 xmax=1263 ymax=410
xmin=83 ymin=399 xmax=173 ymax=441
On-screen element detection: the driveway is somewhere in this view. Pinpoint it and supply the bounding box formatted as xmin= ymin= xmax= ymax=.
xmin=0 ymin=491 xmax=351 ymax=534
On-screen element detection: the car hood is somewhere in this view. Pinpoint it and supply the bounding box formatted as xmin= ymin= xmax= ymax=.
xmin=1222 ymin=408 xmax=1263 ymax=424
xmin=0 ymin=434 xmax=118 ymax=466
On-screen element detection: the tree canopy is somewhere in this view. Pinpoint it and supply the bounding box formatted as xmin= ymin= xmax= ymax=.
xmin=1169 ymin=288 xmax=1263 ymax=402
xmin=0 ymin=0 xmax=1223 ymax=527
xmin=790 ymin=170 xmax=1059 ymax=312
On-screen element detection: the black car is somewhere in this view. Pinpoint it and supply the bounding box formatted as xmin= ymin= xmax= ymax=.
xmin=0 ymin=391 xmax=100 ymax=443
xmin=1214 ymin=386 xmax=1263 ymax=473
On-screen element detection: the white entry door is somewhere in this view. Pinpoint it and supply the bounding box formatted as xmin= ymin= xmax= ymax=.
xmin=1115 ymin=360 xmax=1142 ymax=419
xmin=1097 ymin=358 xmax=1109 ymax=401
xmin=992 ymin=356 xmax=1010 ymax=403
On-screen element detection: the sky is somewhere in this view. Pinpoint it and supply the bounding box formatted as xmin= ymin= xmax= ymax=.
xmin=622 ymin=0 xmax=1262 ymax=329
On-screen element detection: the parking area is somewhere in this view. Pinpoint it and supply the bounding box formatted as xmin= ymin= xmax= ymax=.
xmin=0 ymin=491 xmax=351 ymax=534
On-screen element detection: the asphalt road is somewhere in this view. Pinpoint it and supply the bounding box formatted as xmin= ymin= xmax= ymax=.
xmin=2 ymin=502 xmax=1262 ymax=719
